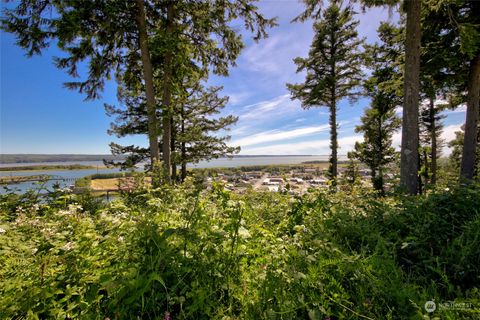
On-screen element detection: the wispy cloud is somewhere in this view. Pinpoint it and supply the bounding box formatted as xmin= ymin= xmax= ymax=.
xmin=226 ymin=91 xmax=251 ymax=106
xmin=241 ymin=134 xmax=363 ymax=155
xmin=443 ymin=104 xmax=466 ymax=114
xmin=231 ymin=124 xmax=330 ymax=147
xmin=390 ymin=122 xmax=463 ymax=155
xmin=236 ymin=94 xmax=301 ymax=124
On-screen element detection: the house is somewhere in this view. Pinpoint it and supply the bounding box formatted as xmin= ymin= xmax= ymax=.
xmin=310 ymin=178 xmax=327 ymax=185
xmin=267 ymin=185 xmax=279 ymax=192
xmin=289 ymin=178 xmax=304 ymax=184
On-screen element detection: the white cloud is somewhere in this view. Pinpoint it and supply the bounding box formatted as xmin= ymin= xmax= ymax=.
xmin=240 ymin=134 xmax=363 ymax=155
xmin=231 ymin=124 xmax=330 ymax=147
xmin=238 ymin=27 xmax=313 ymax=88
xmin=441 ymin=123 xmax=463 ymax=155
xmin=239 ymin=94 xmax=296 ymax=121
xmin=389 ymin=123 xmax=463 ymax=156
xmin=442 ymin=104 xmax=467 ymax=115
xmin=226 ymin=91 xmax=251 ymax=106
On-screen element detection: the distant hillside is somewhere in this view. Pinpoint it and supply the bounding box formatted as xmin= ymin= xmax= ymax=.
xmin=0 ymin=154 xmax=333 ymax=164
xmin=0 ymin=154 xmax=124 ymax=164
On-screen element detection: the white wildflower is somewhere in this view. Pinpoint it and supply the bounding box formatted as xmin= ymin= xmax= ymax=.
xmin=0 ymin=227 xmax=6 ymax=234
xmin=62 ymin=241 xmax=75 ymax=251
xmin=238 ymin=226 xmax=251 ymax=238
xmin=59 ymin=203 xmax=83 ymax=216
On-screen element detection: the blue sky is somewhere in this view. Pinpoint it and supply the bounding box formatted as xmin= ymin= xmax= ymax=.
xmin=0 ymin=1 xmax=466 ymax=155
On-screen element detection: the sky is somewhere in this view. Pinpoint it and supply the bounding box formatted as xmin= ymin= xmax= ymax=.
xmin=0 ymin=1 xmax=467 ymax=156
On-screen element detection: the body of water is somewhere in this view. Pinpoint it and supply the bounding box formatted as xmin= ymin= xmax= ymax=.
xmin=191 ymin=155 xmax=334 ymax=168
xmin=0 ymin=165 xmax=122 ymax=194
xmin=0 ymin=156 xmax=342 ymax=193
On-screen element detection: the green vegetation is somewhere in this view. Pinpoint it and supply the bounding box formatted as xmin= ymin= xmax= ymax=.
xmin=0 ymin=175 xmax=51 ymax=185
xmin=1 ymin=183 xmax=479 ymax=319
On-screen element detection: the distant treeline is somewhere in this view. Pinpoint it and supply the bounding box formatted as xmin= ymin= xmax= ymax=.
xmin=0 ymin=154 xmax=124 ymax=164
xmin=0 ymin=164 xmax=100 ymax=171
xmin=0 ymin=175 xmax=51 ymax=184
xmin=301 ymin=160 xmax=350 ymax=165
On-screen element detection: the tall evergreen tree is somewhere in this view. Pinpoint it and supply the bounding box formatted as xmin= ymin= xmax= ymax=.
xmin=448 ymin=125 xmax=480 ymax=181
xmin=353 ymin=22 xmax=402 ymax=194
xmin=422 ymin=1 xmax=480 ymax=183
xmin=419 ymin=3 xmax=469 ymax=186
xmin=418 ymin=99 xmax=446 ymax=186
xmin=287 ymin=1 xmax=364 ymax=188
xmin=174 ymin=84 xmax=239 ymax=182
xmin=354 ymin=104 xmax=401 ymax=194
xmin=343 ymin=151 xmax=360 ymax=186
xmin=105 ymin=78 xmax=239 ymax=183
xmin=397 ymin=0 xmax=421 ymax=194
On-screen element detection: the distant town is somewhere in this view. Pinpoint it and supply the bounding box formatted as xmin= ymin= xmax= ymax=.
xmin=200 ymin=164 xmax=397 ymax=194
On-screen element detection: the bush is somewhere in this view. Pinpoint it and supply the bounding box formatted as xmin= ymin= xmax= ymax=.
xmin=0 ymin=183 xmax=479 ymax=319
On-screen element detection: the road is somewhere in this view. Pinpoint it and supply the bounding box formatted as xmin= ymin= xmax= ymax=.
xmin=253 ymin=173 xmax=269 ymax=190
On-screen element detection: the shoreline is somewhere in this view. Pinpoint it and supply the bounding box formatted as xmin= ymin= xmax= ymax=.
xmin=0 ymin=164 xmax=108 ymax=172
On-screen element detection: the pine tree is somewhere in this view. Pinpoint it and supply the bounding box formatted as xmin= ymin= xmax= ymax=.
xmin=174 ymin=84 xmax=239 ymax=182
xmin=287 ymin=0 xmax=364 ymax=189
xmin=421 ymin=1 xmax=480 ymax=183
xmin=353 ymin=23 xmax=402 ymax=194
xmin=343 ymin=152 xmax=360 ymax=186
xmin=448 ymin=125 xmax=480 ymax=181
xmin=105 ymin=77 xmax=239 ymax=183
xmin=418 ymin=99 xmax=446 ymax=187
xmin=354 ymin=107 xmax=401 ymax=194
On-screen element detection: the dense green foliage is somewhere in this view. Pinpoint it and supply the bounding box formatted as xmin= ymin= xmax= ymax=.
xmin=1 ymin=183 xmax=479 ymax=319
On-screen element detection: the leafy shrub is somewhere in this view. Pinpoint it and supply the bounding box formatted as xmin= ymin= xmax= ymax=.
xmin=0 ymin=183 xmax=479 ymax=319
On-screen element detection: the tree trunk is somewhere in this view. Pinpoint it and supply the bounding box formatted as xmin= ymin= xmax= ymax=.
xmin=378 ymin=166 xmax=385 ymax=195
xmin=423 ymin=148 xmax=429 ymax=192
xmin=429 ymin=96 xmax=437 ymax=185
xmin=460 ymin=53 xmax=480 ymax=182
xmin=400 ymin=0 xmax=421 ymax=195
xmin=329 ymin=103 xmax=338 ymax=188
xmin=329 ymin=26 xmax=337 ymax=190
xmin=161 ymin=2 xmax=175 ymax=184
xmin=377 ymin=118 xmax=384 ymax=195
xmin=171 ymin=117 xmax=177 ymax=184
xmin=371 ymin=167 xmax=376 ymax=190
xmin=135 ymin=0 xmax=160 ymax=172
xmin=181 ymin=107 xmax=187 ymax=182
